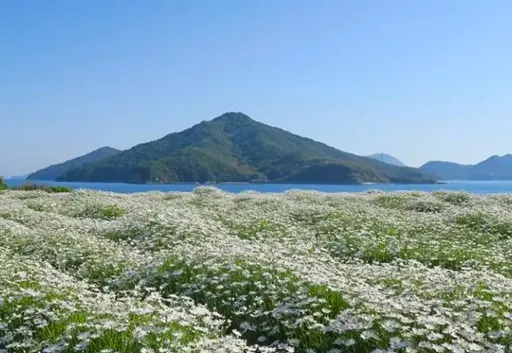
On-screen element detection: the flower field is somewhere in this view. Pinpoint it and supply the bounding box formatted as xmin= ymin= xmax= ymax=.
xmin=1 ymin=187 xmax=512 ymax=353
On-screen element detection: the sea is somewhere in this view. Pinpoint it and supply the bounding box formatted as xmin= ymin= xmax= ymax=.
xmin=6 ymin=179 xmax=512 ymax=194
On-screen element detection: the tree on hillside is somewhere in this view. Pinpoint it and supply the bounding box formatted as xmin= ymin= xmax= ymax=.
xmin=0 ymin=177 xmax=7 ymax=191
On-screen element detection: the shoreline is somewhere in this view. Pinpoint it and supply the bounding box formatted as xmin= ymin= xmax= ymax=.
xmin=18 ymin=180 xmax=445 ymax=186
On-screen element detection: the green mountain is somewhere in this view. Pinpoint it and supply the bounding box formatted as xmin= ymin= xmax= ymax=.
xmin=420 ymin=154 xmax=512 ymax=180
xmin=58 ymin=113 xmax=436 ymax=184
xmin=367 ymin=153 xmax=405 ymax=167
xmin=27 ymin=147 xmax=121 ymax=181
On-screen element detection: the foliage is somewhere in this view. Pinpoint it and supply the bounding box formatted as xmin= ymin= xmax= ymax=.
xmin=26 ymin=146 xmax=120 ymax=181
xmin=75 ymin=204 xmax=126 ymax=220
xmin=10 ymin=183 xmax=73 ymax=193
xmin=0 ymin=177 xmax=6 ymax=191
xmin=1 ymin=189 xmax=512 ymax=352
xmin=56 ymin=112 xmax=436 ymax=184
xmin=433 ymin=190 xmax=471 ymax=205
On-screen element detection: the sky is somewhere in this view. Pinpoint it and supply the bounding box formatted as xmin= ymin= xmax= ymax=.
xmin=1 ymin=0 xmax=512 ymax=176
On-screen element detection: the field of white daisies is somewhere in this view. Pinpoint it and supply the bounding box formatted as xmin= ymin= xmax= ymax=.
xmin=1 ymin=187 xmax=512 ymax=353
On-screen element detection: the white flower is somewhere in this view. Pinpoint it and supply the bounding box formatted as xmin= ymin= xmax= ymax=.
xmin=132 ymin=327 xmax=149 ymax=340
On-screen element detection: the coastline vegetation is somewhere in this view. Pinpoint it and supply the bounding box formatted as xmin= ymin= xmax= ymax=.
xmin=0 ymin=178 xmax=72 ymax=193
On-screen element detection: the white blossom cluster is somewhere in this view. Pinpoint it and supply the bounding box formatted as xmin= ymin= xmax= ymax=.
xmin=1 ymin=187 xmax=511 ymax=352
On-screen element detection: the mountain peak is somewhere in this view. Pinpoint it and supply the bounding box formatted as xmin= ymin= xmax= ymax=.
xmin=213 ymin=112 xmax=253 ymax=122
xmin=367 ymin=153 xmax=405 ymax=167
xmin=480 ymin=154 xmax=509 ymax=164
xmin=93 ymin=146 xmax=119 ymax=153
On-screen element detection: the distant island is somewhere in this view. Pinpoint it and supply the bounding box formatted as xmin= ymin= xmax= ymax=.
xmin=421 ymin=154 xmax=512 ymax=180
xmin=367 ymin=153 xmax=405 ymax=167
xmin=27 ymin=147 xmax=120 ymax=181
xmin=6 ymin=174 xmax=28 ymax=180
xmin=28 ymin=112 xmax=436 ymax=185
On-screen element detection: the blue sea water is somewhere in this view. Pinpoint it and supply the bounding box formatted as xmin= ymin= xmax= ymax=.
xmin=6 ymin=180 xmax=512 ymax=194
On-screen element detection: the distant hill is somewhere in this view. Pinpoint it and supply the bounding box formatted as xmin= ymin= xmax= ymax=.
xmin=367 ymin=153 xmax=405 ymax=167
xmin=6 ymin=175 xmax=28 ymax=180
xmin=420 ymin=154 xmax=512 ymax=180
xmin=57 ymin=112 xmax=436 ymax=184
xmin=471 ymin=155 xmax=512 ymax=180
xmin=27 ymin=147 xmax=121 ymax=181
xmin=420 ymin=161 xmax=471 ymax=180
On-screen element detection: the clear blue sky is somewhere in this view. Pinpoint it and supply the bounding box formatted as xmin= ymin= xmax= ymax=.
xmin=1 ymin=0 xmax=511 ymax=176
